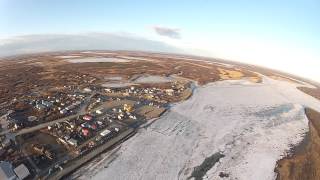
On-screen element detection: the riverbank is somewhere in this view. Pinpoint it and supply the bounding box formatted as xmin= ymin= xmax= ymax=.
xmin=275 ymin=108 xmax=320 ymax=180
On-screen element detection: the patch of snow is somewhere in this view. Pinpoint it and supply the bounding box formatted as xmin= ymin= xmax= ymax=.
xmin=80 ymin=51 xmax=95 ymax=54
xmin=211 ymin=62 xmax=235 ymax=68
xmin=117 ymin=56 xmax=154 ymax=61
xmin=55 ymin=55 xmax=81 ymax=58
xmin=214 ymin=79 xmax=258 ymax=86
xmin=67 ymin=57 xmax=130 ymax=63
xmin=80 ymin=51 xmax=115 ymax=55
xmin=101 ymin=82 xmax=135 ymax=88
xmin=174 ymin=57 xmax=210 ymax=63
xmin=93 ymin=52 xmax=115 ymax=55
xmin=104 ymin=76 xmax=123 ymax=81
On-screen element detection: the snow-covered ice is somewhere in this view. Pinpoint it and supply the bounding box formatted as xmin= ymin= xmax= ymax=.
xmin=101 ymin=82 xmax=136 ymax=88
xmin=67 ymin=57 xmax=130 ymax=63
xmin=75 ymin=76 xmax=320 ymax=180
xmin=117 ymin=56 xmax=155 ymax=61
xmin=55 ymin=55 xmax=81 ymax=58
xmin=104 ymin=76 xmax=123 ymax=81
xmin=134 ymin=75 xmax=174 ymax=83
xmin=80 ymin=51 xmax=114 ymax=55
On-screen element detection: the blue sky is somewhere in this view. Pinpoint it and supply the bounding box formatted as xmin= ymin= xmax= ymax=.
xmin=0 ymin=0 xmax=320 ymax=81
xmin=1 ymin=0 xmax=319 ymax=41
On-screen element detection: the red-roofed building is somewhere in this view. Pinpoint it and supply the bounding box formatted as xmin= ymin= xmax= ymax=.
xmin=82 ymin=128 xmax=90 ymax=137
xmin=91 ymin=123 xmax=97 ymax=130
xmin=83 ymin=115 xmax=93 ymax=121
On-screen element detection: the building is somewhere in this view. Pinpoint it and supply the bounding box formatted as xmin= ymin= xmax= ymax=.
xmin=82 ymin=128 xmax=90 ymax=137
xmin=14 ymin=164 xmax=30 ymax=180
xmin=35 ymin=104 xmax=46 ymax=111
xmin=83 ymin=88 xmax=92 ymax=92
xmin=67 ymin=138 xmax=78 ymax=147
xmin=27 ymin=116 xmax=37 ymax=122
xmin=123 ymin=104 xmax=133 ymax=112
xmin=1 ymin=139 xmax=11 ymax=148
xmin=105 ymin=88 xmax=112 ymax=93
xmin=165 ymin=89 xmax=174 ymax=96
xmin=100 ymin=129 xmax=111 ymax=136
xmin=60 ymin=109 xmax=67 ymax=115
xmin=65 ymin=105 xmax=75 ymax=111
xmin=83 ymin=115 xmax=93 ymax=121
xmin=95 ymin=109 xmax=104 ymax=115
xmin=41 ymin=100 xmax=53 ymax=107
xmin=0 ymin=161 xmax=18 ymax=180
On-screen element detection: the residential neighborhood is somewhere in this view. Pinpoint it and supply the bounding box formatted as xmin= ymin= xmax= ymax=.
xmin=0 ymin=72 xmax=192 ymax=179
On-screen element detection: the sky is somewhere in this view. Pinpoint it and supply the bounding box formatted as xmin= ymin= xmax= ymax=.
xmin=0 ymin=0 xmax=319 ymax=82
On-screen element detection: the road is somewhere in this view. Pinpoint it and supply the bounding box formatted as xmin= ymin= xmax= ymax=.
xmin=0 ymin=114 xmax=80 ymax=136
xmin=0 ymin=92 xmax=98 ymax=136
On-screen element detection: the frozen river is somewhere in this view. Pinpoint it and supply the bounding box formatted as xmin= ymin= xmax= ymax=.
xmin=75 ymin=76 xmax=320 ymax=180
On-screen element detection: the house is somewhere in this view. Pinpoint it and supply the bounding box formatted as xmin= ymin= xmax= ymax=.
xmin=123 ymin=104 xmax=133 ymax=112
xmin=67 ymin=138 xmax=78 ymax=147
xmin=65 ymin=105 xmax=75 ymax=111
xmin=90 ymin=123 xmax=97 ymax=130
xmin=96 ymin=121 xmax=103 ymax=126
xmin=100 ymin=129 xmax=111 ymax=136
xmin=105 ymin=88 xmax=112 ymax=93
xmin=95 ymin=109 xmax=104 ymax=115
xmin=58 ymin=137 xmax=67 ymax=145
xmin=36 ymin=104 xmax=46 ymax=111
xmin=117 ymin=113 xmax=124 ymax=120
xmin=83 ymin=115 xmax=93 ymax=121
xmin=60 ymin=109 xmax=67 ymax=114
xmin=41 ymin=100 xmax=53 ymax=107
xmin=74 ymin=101 xmax=82 ymax=106
xmin=81 ymin=122 xmax=90 ymax=128
xmin=27 ymin=116 xmax=37 ymax=122
xmin=81 ymin=122 xmax=97 ymax=130
xmin=83 ymin=88 xmax=92 ymax=93
xmin=82 ymin=128 xmax=90 ymax=137
xmin=14 ymin=164 xmax=30 ymax=180
xmin=0 ymin=161 xmax=18 ymax=180
xmin=1 ymin=139 xmax=11 ymax=148
xmin=165 ymin=89 xmax=174 ymax=96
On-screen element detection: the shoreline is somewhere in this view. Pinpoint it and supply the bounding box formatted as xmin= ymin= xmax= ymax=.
xmin=275 ymin=108 xmax=320 ymax=180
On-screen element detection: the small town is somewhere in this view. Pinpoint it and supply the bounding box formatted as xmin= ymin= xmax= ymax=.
xmin=0 ymin=74 xmax=192 ymax=180
xmin=1 ymin=1 xmax=320 ymax=179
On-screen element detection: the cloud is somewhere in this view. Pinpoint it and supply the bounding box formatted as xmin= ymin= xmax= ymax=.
xmin=0 ymin=32 xmax=182 ymax=57
xmin=153 ymin=26 xmax=181 ymax=39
